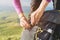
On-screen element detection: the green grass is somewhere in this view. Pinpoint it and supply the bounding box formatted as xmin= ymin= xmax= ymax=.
xmin=0 ymin=11 xmax=24 ymax=40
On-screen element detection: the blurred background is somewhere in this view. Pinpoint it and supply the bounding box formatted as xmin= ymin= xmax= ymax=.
xmin=0 ymin=0 xmax=53 ymax=40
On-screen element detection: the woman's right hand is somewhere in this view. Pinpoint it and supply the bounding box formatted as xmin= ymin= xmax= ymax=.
xmin=20 ymin=13 xmax=31 ymax=30
xmin=12 ymin=0 xmax=32 ymax=30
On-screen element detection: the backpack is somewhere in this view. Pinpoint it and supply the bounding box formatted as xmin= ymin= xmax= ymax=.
xmin=34 ymin=10 xmax=60 ymax=40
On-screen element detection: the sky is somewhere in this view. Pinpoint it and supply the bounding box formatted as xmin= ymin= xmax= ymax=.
xmin=0 ymin=0 xmax=31 ymax=6
xmin=0 ymin=0 xmax=53 ymax=11
xmin=0 ymin=0 xmax=53 ymax=6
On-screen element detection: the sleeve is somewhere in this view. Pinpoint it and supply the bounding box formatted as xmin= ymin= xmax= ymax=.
xmin=47 ymin=0 xmax=51 ymax=2
xmin=13 ymin=0 xmax=23 ymax=14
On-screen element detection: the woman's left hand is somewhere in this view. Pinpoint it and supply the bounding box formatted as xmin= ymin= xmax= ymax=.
xmin=31 ymin=12 xmax=40 ymax=26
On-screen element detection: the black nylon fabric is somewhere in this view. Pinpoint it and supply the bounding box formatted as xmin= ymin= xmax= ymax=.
xmin=40 ymin=10 xmax=60 ymax=24
xmin=37 ymin=10 xmax=60 ymax=40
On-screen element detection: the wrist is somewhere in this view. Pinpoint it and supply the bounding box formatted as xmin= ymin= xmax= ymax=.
xmin=19 ymin=13 xmax=24 ymax=19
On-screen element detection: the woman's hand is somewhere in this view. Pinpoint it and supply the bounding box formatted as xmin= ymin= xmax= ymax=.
xmin=13 ymin=0 xmax=32 ymax=30
xmin=31 ymin=12 xmax=40 ymax=26
xmin=20 ymin=13 xmax=31 ymax=30
xmin=31 ymin=0 xmax=49 ymax=26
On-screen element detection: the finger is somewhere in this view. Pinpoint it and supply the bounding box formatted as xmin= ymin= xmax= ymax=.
xmin=20 ymin=17 xmax=31 ymax=28
xmin=31 ymin=15 xmax=36 ymax=25
xmin=20 ymin=17 xmax=28 ymax=24
xmin=20 ymin=21 xmax=30 ymax=29
xmin=36 ymin=15 xmax=41 ymax=24
xmin=23 ymin=20 xmax=31 ymax=29
xmin=20 ymin=21 xmax=24 ymax=27
xmin=20 ymin=19 xmax=26 ymax=27
xmin=20 ymin=19 xmax=30 ymax=28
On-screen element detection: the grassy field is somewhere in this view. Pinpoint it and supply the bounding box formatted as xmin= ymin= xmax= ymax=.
xmin=0 ymin=11 xmax=24 ymax=40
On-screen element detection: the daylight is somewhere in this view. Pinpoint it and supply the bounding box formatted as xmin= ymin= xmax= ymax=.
xmin=0 ymin=0 xmax=54 ymax=40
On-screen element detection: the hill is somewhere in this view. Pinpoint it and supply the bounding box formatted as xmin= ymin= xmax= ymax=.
xmin=0 ymin=11 xmax=23 ymax=40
